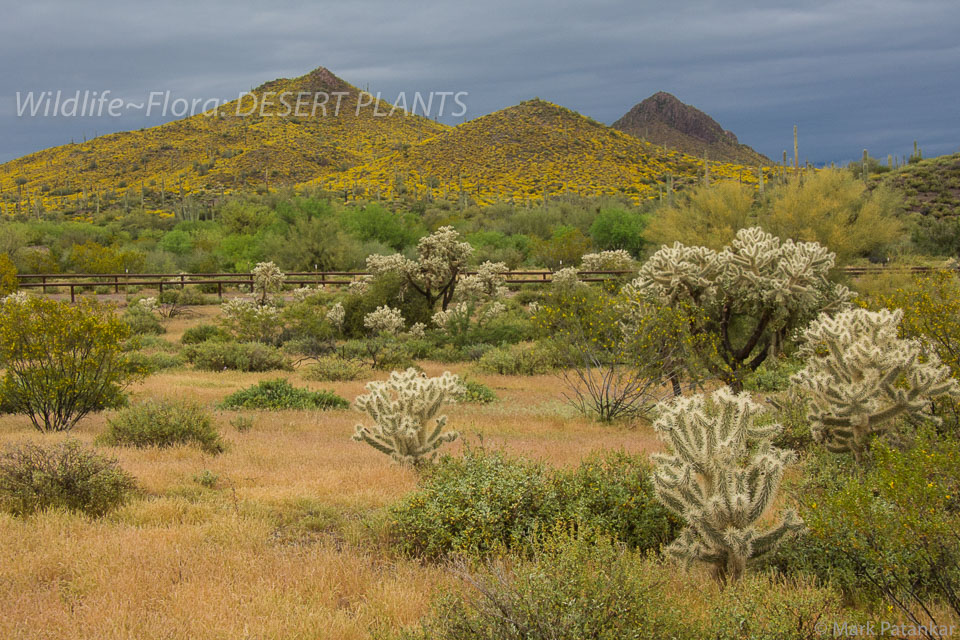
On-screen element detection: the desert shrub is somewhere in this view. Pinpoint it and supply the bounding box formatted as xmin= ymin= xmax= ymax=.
xmin=465 ymin=312 xmax=534 ymax=345
xmin=159 ymin=285 xmax=208 ymax=306
xmin=219 ymin=297 xmax=284 ymax=344
xmin=185 ymin=341 xmax=290 ymax=372
xmin=0 ymin=440 xmax=136 ymax=516
xmin=341 ymin=271 xmax=433 ymax=337
xmin=0 ymin=253 xmax=17 ymax=296
xmin=402 ymin=532 xmax=850 ymax=640
xmin=389 ymin=447 xmax=678 ymax=558
xmin=219 ymin=378 xmax=348 ymax=411
xmin=229 ymin=415 xmax=254 ymax=432
xmin=769 ymin=430 xmax=960 ymax=624
xmin=475 ymin=342 xmax=559 ymax=376
xmin=303 ymin=356 xmax=370 ymax=382
xmin=742 ymin=357 xmax=804 ymax=392
xmin=458 ymin=379 xmax=497 ymax=404
xmin=122 ymin=302 xmax=165 ymax=335
xmin=340 ymin=336 xmax=417 ymax=370
xmin=180 ymin=323 xmax=231 ymax=345
xmin=0 ymin=297 xmax=144 ymax=432
xmin=122 ymin=351 xmax=184 ymax=374
xmin=99 ymin=399 xmax=224 ymax=454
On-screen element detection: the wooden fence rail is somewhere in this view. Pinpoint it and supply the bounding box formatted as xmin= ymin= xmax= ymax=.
xmin=13 ymin=265 xmax=958 ymax=303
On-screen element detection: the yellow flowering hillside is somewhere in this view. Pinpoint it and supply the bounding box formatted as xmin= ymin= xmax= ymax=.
xmin=313 ymin=99 xmax=765 ymax=205
xmin=0 ymin=67 xmax=449 ymax=216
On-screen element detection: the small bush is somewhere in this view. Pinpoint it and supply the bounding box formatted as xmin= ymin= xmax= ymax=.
xmin=180 ymin=323 xmax=231 ymax=345
xmin=123 ymin=351 xmax=184 ymax=374
xmin=185 ymin=341 xmax=290 ymax=372
xmin=742 ymin=357 xmax=804 ymax=392
xmin=99 ymin=399 xmax=225 ymax=454
xmin=0 ymin=440 xmax=136 ymax=517
xmin=219 ymin=378 xmax=349 ymax=411
xmin=122 ymin=306 xmax=165 ymax=335
xmin=229 ymin=415 xmax=254 ymax=432
xmin=458 ymin=379 xmax=497 ymax=404
xmin=389 ymin=447 xmax=679 ymax=558
xmin=303 ymin=356 xmax=370 ymax=382
xmin=475 ymin=342 xmax=559 ymax=376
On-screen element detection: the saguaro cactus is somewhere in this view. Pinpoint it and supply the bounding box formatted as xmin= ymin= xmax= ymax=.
xmin=651 ymin=388 xmax=803 ymax=583
xmin=352 ymin=368 xmax=465 ymax=466
xmin=793 ymin=308 xmax=960 ymax=460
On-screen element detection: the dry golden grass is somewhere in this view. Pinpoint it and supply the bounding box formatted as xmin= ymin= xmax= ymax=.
xmin=0 ymin=312 xmax=663 ymax=639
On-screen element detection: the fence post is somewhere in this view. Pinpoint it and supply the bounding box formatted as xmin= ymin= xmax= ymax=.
xmin=180 ymin=274 xmax=185 ymax=290
xmin=70 ymin=284 xmax=75 ymax=303
xmin=114 ymin=275 xmax=119 ymax=294
xmin=158 ymin=281 xmax=164 ymax=297
xmin=42 ymin=275 xmax=47 ymax=294
xmin=217 ymin=282 xmax=223 ymax=300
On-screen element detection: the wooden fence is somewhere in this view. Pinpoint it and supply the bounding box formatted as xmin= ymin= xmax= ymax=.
xmin=13 ymin=265 xmax=955 ymax=303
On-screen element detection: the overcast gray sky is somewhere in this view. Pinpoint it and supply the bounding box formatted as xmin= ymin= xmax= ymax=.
xmin=1 ymin=0 xmax=958 ymax=165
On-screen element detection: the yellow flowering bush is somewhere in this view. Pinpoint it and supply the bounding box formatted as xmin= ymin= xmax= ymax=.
xmin=0 ymin=297 xmax=144 ymax=432
xmin=0 ymin=253 xmax=16 ymax=296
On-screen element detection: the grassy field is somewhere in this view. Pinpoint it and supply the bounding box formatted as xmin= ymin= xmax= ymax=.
xmin=0 ymin=306 xmax=662 ymax=640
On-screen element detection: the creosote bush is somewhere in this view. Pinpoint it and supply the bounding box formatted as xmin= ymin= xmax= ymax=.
xmin=0 ymin=296 xmax=144 ymax=432
xmin=303 ymin=355 xmax=371 ymax=382
xmin=352 ymin=368 xmax=464 ymax=466
xmin=219 ymin=378 xmax=349 ymax=411
xmin=389 ymin=447 xmax=679 ymax=558
xmin=185 ymin=341 xmax=290 ymax=372
xmin=180 ymin=323 xmax=231 ymax=345
xmin=0 ymin=440 xmax=136 ymax=516
xmin=99 ymin=399 xmax=225 ymax=454
xmin=0 ymin=253 xmax=17 ymax=296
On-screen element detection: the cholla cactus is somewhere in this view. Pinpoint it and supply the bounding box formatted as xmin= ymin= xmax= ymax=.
xmin=221 ymin=297 xmax=283 ymax=343
xmin=136 ymin=297 xmax=159 ymax=314
xmin=366 ymin=226 xmax=473 ymax=310
xmin=652 ymin=388 xmax=803 ymax=583
xmin=348 ymin=276 xmax=372 ymax=296
xmin=326 ymin=302 xmax=345 ymax=333
xmin=292 ymin=286 xmax=317 ymax=303
xmin=458 ymin=261 xmax=509 ymax=300
xmin=407 ymin=322 xmax=426 ymax=339
xmin=352 ymin=368 xmax=465 ymax=465
xmin=628 ymin=227 xmax=851 ymax=390
xmin=251 ymin=261 xmax=285 ymax=305
xmin=551 ymin=266 xmax=583 ymax=291
xmin=363 ymin=305 xmax=405 ymax=336
xmin=580 ymin=249 xmax=636 ymax=273
xmin=793 ymin=308 xmax=960 ymax=459
xmin=1 ymin=291 xmax=29 ymax=306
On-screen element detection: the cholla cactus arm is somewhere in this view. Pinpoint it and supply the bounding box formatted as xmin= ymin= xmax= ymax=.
xmin=651 ymin=388 xmax=802 ymax=583
xmin=352 ymin=369 xmax=465 ymax=465
xmin=793 ymin=308 xmax=960 ymax=459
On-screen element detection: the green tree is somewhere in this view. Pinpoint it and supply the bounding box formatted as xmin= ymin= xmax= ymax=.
xmin=0 ymin=297 xmax=144 ymax=432
xmin=589 ymin=206 xmax=648 ymax=257
xmin=646 ymin=182 xmax=756 ymax=249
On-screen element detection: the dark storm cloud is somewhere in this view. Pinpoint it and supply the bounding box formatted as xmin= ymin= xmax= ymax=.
xmin=1 ymin=0 xmax=958 ymax=164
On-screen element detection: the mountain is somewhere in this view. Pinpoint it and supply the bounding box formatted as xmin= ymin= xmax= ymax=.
xmin=876 ymin=152 xmax=960 ymax=218
xmin=0 ymin=67 xmax=448 ymax=216
xmin=612 ymin=92 xmax=772 ymax=167
xmin=315 ymin=98 xmax=761 ymax=206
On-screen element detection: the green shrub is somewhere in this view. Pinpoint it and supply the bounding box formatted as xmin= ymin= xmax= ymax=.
xmin=185 ymin=341 xmax=290 ymax=372
xmin=0 ymin=440 xmax=136 ymax=517
xmin=122 ymin=306 xmax=165 ymax=335
xmin=229 ymin=415 xmax=254 ymax=432
xmin=403 ymin=530 xmax=849 ymax=640
xmin=458 ymin=379 xmax=497 ymax=404
xmin=122 ymin=351 xmax=184 ymax=374
xmin=0 ymin=297 xmax=144 ymax=432
xmin=99 ymin=399 xmax=225 ymax=454
xmin=180 ymin=323 xmax=231 ymax=345
xmin=219 ymin=378 xmax=349 ymax=411
xmin=340 ymin=337 xmax=418 ymax=371
xmin=341 ymin=272 xmax=433 ymax=338
xmin=159 ymin=286 xmax=208 ymax=306
xmin=303 ymin=356 xmax=370 ymax=382
xmin=389 ymin=447 xmax=679 ymax=558
xmin=767 ymin=429 xmax=960 ymax=620
xmin=742 ymin=357 xmax=804 ymax=392
xmin=474 ymin=342 xmax=559 ymax=376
